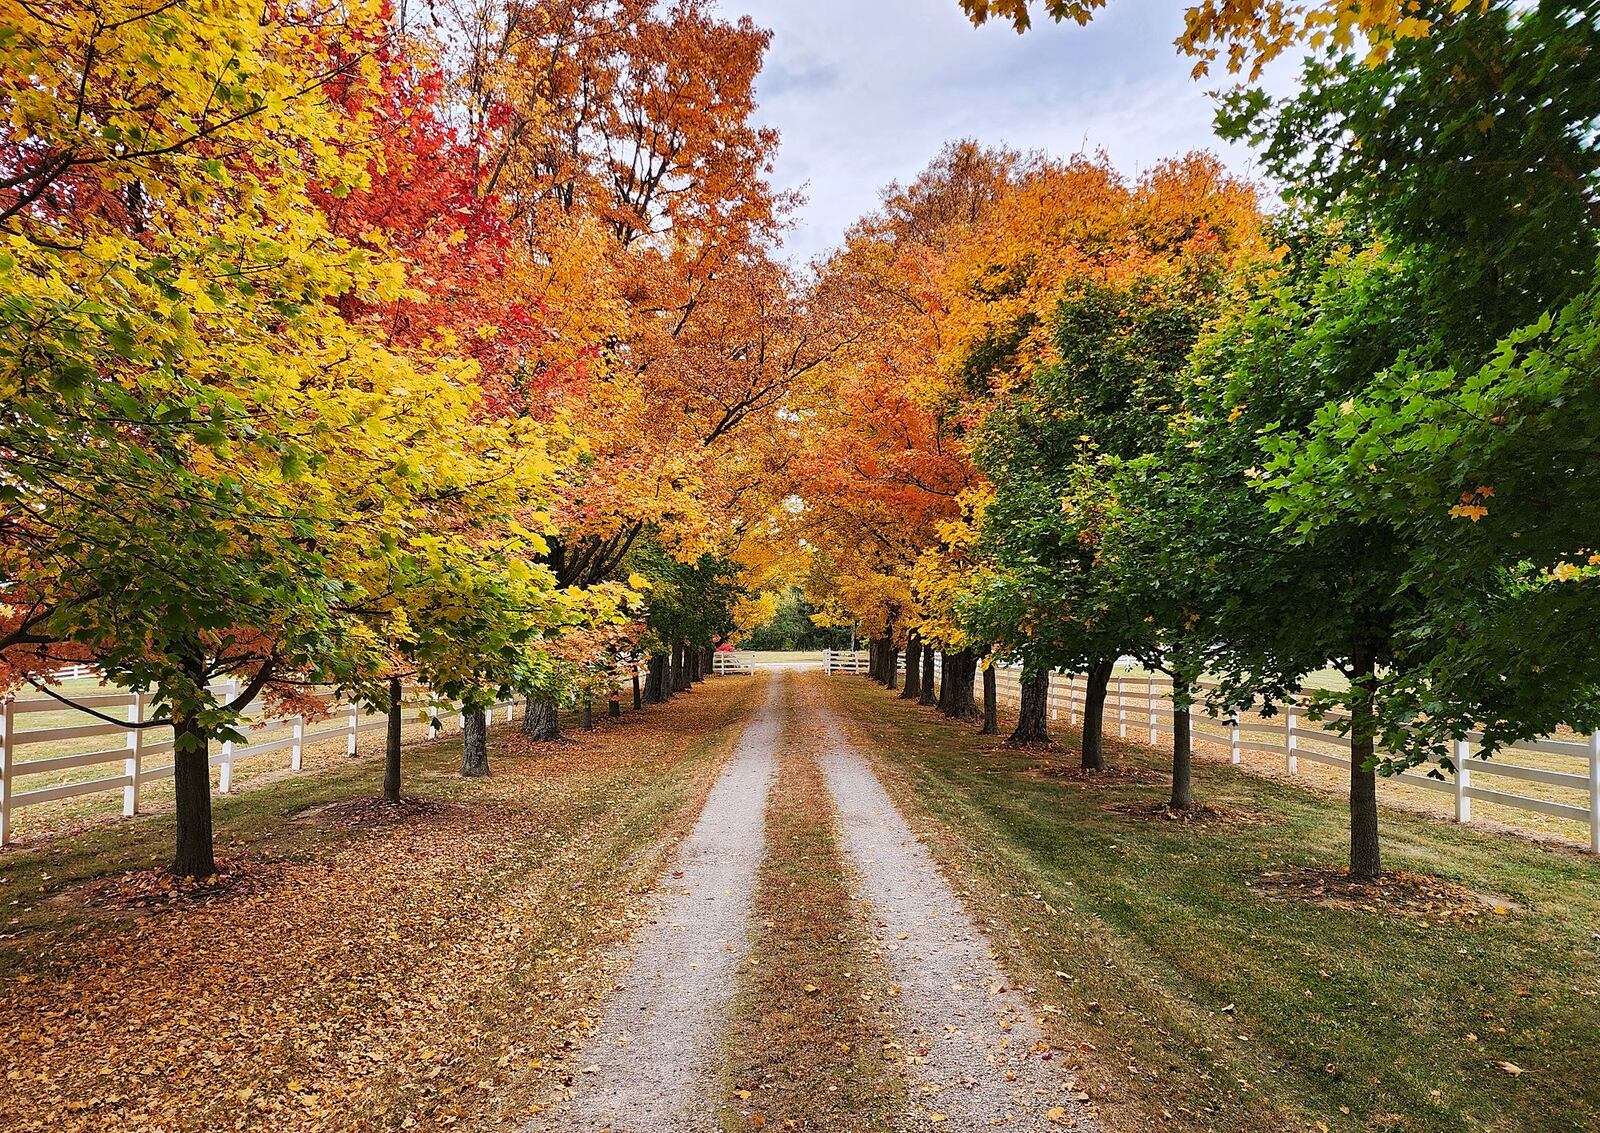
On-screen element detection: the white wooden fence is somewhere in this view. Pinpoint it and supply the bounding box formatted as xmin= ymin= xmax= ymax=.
xmin=823 ymin=649 xmax=869 ymax=675
xmin=0 ymin=686 xmax=520 ymax=845
xmin=713 ymin=651 xmax=757 ymax=675
xmin=843 ymin=654 xmax=1600 ymax=853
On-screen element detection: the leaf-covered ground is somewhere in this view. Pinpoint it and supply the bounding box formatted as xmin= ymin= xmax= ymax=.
xmin=0 ymin=679 xmax=759 ymax=1133
xmin=824 ymin=676 xmax=1600 ymax=1133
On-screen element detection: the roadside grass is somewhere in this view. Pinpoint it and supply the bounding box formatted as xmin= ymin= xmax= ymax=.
xmin=0 ymin=677 xmax=758 ymax=1133
xmin=825 ymin=677 xmax=1600 ymax=1133
xmin=718 ymin=678 xmax=906 ymax=1131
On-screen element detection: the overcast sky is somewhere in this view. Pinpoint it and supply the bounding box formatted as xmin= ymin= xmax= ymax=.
xmin=729 ymin=0 xmax=1288 ymax=265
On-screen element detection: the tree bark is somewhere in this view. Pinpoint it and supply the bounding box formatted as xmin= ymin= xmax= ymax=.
xmin=460 ymin=706 xmax=489 ymax=777
xmin=171 ymin=706 xmax=216 ymax=879
xmin=633 ymin=671 xmax=643 ymax=710
xmin=689 ymin=647 xmax=702 ymax=684
xmin=936 ymin=650 xmax=952 ymax=712
xmin=645 ymin=653 xmax=667 ymax=703
xmin=981 ymin=664 xmax=998 ymax=735
xmin=900 ymin=631 xmax=922 ymax=700
xmin=1081 ymin=656 xmax=1115 ymax=771
xmin=581 ymin=692 xmax=593 ymax=731
xmin=383 ymin=675 xmax=403 ymax=804
xmin=702 ymin=646 xmax=715 ymax=678
xmin=1348 ymin=640 xmax=1382 ymax=880
xmin=1170 ymin=672 xmax=1193 ymax=810
xmin=941 ymin=649 xmax=979 ymax=720
xmin=887 ymin=646 xmax=898 ymax=690
xmin=1009 ymin=669 xmax=1051 ymax=744
xmin=671 ymin=642 xmax=687 ymax=693
xmin=919 ymin=644 xmax=936 ymax=707
xmin=608 ymin=690 xmax=621 ymax=718
xmin=523 ymin=695 xmax=560 ymax=741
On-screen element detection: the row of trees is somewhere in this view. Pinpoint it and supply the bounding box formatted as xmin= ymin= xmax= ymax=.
xmin=0 ymin=0 xmax=832 ymax=876
xmin=792 ymin=0 xmax=1600 ymax=879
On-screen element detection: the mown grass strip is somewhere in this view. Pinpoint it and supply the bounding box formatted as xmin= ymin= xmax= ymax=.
xmin=823 ymin=674 xmax=1600 ymax=1133
xmin=717 ymin=678 xmax=907 ymax=1132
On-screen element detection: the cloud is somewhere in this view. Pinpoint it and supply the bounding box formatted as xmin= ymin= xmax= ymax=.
xmin=730 ymin=0 xmax=1295 ymax=265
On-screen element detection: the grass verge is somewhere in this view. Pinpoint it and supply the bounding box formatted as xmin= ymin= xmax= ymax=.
xmin=824 ymin=675 xmax=1600 ymax=1133
xmin=717 ymin=678 xmax=906 ymax=1131
xmin=0 ymin=676 xmax=758 ymax=1133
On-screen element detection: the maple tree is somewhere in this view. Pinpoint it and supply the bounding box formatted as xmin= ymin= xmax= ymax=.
xmin=0 ymin=0 xmax=592 ymax=874
xmin=424 ymin=0 xmax=855 ymax=736
xmin=790 ymin=143 xmax=1015 ymax=707
xmin=1186 ymin=0 xmax=1600 ymax=876
xmin=950 ymin=153 xmax=1263 ymax=765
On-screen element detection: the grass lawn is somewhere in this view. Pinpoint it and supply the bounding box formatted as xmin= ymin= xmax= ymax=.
xmin=0 ymin=677 xmax=759 ymax=1133
xmin=825 ymin=677 xmax=1600 ymax=1133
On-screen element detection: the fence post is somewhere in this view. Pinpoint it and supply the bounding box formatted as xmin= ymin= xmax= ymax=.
xmin=1588 ymin=730 xmax=1599 ymax=855
xmin=1147 ymin=677 xmax=1159 ymax=746
xmin=345 ymin=701 xmax=359 ymax=757
xmin=290 ymin=714 xmax=304 ymax=772
xmin=1068 ymin=674 xmax=1078 ymax=726
xmin=1 ymin=695 xmax=13 ymax=846
xmin=123 ymin=691 xmax=144 ymax=818
xmin=1229 ymin=716 xmax=1241 ymax=765
xmin=1454 ymin=737 xmax=1472 ymax=824
xmin=1116 ymin=678 xmax=1126 ymax=739
xmin=219 ymin=679 xmax=238 ymax=794
xmin=1285 ymin=698 xmax=1299 ymax=775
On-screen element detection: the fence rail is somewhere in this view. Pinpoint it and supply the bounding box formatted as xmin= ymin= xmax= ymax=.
xmin=839 ymin=654 xmax=1600 ymax=853
xmin=0 ymin=685 xmax=520 ymax=845
xmin=713 ymin=651 xmax=757 ymax=675
xmin=823 ymin=649 xmax=869 ymax=675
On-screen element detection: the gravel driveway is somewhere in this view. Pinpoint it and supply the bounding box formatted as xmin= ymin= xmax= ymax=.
xmin=527 ymin=673 xmax=1092 ymax=1131
xmin=816 ymin=703 xmax=1096 ymax=1131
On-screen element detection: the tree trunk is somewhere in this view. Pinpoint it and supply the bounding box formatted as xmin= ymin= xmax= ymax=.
xmin=900 ymin=632 xmax=922 ymax=700
xmin=1170 ymin=672 xmax=1193 ymax=810
xmin=702 ymin=646 xmax=715 ymax=678
xmin=689 ymin=647 xmax=702 ymax=684
xmin=942 ymin=649 xmax=979 ymax=720
xmin=645 ymin=653 xmax=667 ymax=704
xmin=1348 ymin=641 xmax=1382 ymax=880
xmin=1009 ymin=669 xmax=1051 ymax=744
xmin=461 ymin=706 xmax=489 ymax=776
xmin=671 ymin=642 xmax=686 ymax=693
xmin=384 ymin=675 xmax=403 ymax=804
xmin=887 ymin=646 xmax=898 ymax=690
xmin=581 ymin=692 xmax=593 ymax=731
xmin=609 ymin=690 xmax=621 ymax=718
xmin=171 ymin=707 xmax=216 ymax=879
xmin=1081 ymin=656 xmax=1114 ymax=771
xmin=981 ymin=664 xmax=998 ymax=735
xmin=633 ymin=671 xmax=643 ymax=710
xmin=919 ymin=644 xmax=936 ymax=707
xmin=523 ymin=695 xmax=560 ymax=741
xmin=937 ymin=650 xmax=952 ymax=712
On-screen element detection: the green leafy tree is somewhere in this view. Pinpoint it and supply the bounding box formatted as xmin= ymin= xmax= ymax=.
xmin=1220 ymin=0 xmax=1600 ymax=773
